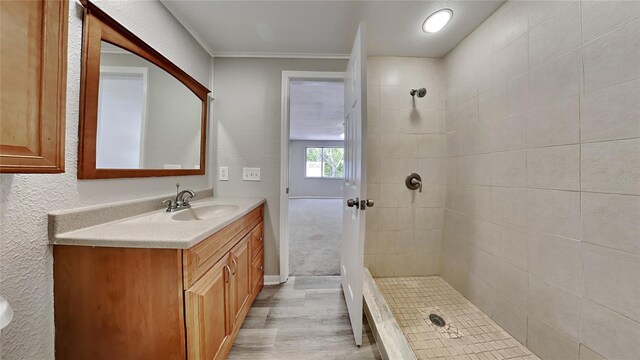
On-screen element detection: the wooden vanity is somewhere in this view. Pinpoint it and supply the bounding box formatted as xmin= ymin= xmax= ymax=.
xmin=53 ymin=204 xmax=264 ymax=360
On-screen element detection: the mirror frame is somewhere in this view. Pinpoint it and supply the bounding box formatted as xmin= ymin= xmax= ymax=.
xmin=78 ymin=0 xmax=210 ymax=179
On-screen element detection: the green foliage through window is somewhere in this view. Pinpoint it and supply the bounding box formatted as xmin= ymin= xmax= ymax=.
xmin=305 ymin=147 xmax=344 ymax=179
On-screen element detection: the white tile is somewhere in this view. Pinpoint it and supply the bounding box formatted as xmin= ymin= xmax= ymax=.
xmin=528 ymin=275 xmax=582 ymax=340
xmin=378 ymin=208 xmax=398 ymax=231
xmin=492 ymin=1 xmax=529 ymax=51
xmin=378 ymin=184 xmax=399 ymax=208
xmin=581 ymin=299 xmax=640 ymax=360
xmin=468 ymin=245 xmax=500 ymax=288
xmin=583 ymin=20 xmax=640 ymax=92
xmin=490 ymin=113 xmax=526 ymax=152
xmin=527 ymin=313 xmax=580 ymax=360
xmin=507 ymin=74 xmax=529 ymax=115
xmin=581 ymin=138 xmax=640 ymax=195
xmin=526 ymin=96 xmax=579 ymax=148
xmin=583 ymin=243 xmax=640 ymax=322
xmin=479 ymin=85 xmax=508 ymax=123
xmin=378 ymin=60 xmax=399 ymax=86
xmin=457 ymin=96 xmax=479 ymax=129
xmin=581 ymin=79 xmax=640 ymax=142
xmin=380 ymin=85 xmax=401 ymax=110
xmin=458 ymin=154 xmax=492 ymax=186
xmin=418 ymin=158 xmax=446 ymax=184
xmin=496 ymin=187 xmax=527 ymax=227
xmin=469 ymin=218 xmax=501 ymax=255
xmin=529 ymin=1 xmax=581 ymax=68
xmin=497 ymin=260 xmax=528 ymax=308
xmin=582 ymin=192 xmax=640 ymax=255
xmin=581 ymin=0 xmax=640 ymax=43
xmin=526 ymin=145 xmax=580 ymax=191
xmin=579 ymin=345 xmax=606 ymax=360
xmin=441 ymin=258 xmax=469 ymax=296
xmin=529 ymin=50 xmax=581 ymax=107
xmin=528 ymin=230 xmax=582 ymax=295
xmin=467 ymin=274 xmax=496 ymax=317
xmin=417 ymin=134 xmax=446 ymax=158
xmin=527 ymin=188 xmax=581 ymax=240
xmin=528 ymin=1 xmax=575 ymax=29
xmin=500 ymin=225 xmax=528 ymax=270
xmin=493 ymin=294 xmax=527 ymax=344
xmin=494 ymin=33 xmax=529 ymax=85
xmin=492 ymin=150 xmax=526 ymax=187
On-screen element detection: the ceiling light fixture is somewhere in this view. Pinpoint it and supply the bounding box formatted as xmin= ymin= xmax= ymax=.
xmin=422 ymin=9 xmax=453 ymax=33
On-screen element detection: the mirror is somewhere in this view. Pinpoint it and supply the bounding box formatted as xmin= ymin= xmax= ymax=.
xmin=97 ymin=42 xmax=202 ymax=170
xmin=78 ymin=1 xmax=209 ymax=179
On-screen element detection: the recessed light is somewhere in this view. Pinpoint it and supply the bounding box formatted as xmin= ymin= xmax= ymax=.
xmin=423 ymin=9 xmax=453 ymax=33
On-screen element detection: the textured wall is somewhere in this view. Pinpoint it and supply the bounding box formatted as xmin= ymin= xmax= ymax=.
xmin=212 ymin=57 xmax=347 ymax=276
xmin=364 ymin=56 xmax=447 ymax=277
xmin=289 ymin=140 xmax=344 ymax=198
xmin=442 ymin=1 xmax=640 ymax=359
xmin=0 ymin=1 xmax=211 ymax=359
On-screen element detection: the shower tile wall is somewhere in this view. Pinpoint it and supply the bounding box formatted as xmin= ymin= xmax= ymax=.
xmin=442 ymin=1 xmax=640 ymax=360
xmin=364 ymin=57 xmax=447 ymax=277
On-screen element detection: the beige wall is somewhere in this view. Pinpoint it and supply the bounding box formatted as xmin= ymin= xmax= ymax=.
xmin=212 ymin=57 xmax=348 ymax=276
xmin=442 ymin=1 xmax=640 ymax=359
xmin=364 ymin=56 xmax=447 ymax=277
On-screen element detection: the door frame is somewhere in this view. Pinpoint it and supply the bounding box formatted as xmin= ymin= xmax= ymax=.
xmin=279 ymin=70 xmax=345 ymax=283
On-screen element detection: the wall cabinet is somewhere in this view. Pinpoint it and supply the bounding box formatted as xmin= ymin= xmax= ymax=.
xmin=54 ymin=205 xmax=264 ymax=360
xmin=0 ymin=0 xmax=68 ymax=173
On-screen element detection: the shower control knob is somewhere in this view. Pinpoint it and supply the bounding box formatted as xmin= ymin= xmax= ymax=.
xmin=346 ymin=198 xmax=359 ymax=208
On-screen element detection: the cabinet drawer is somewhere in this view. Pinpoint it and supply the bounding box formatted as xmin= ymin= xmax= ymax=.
xmin=251 ymin=247 xmax=264 ymax=294
xmin=250 ymin=221 xmax=264 ymax=260
xmin=184 ymin=206 xmax=263 ymax=288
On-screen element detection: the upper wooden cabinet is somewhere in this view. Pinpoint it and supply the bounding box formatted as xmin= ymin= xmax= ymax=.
xmin=0 ymin=0 xmax=68 ymax=173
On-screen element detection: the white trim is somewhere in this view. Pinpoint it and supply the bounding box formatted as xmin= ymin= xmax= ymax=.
xmin=160 ymin=1 xmax=216 ymax=57
xmin=98 ymin=66 xmax=149 ymax=168
xmin=214 ymin=52 xmax=350 ymax=60
xmin=289 ymin=196 xmax=343 ymax=200
xmin=264 ymin=275 xmax=281 ymax=285
xmin=280 ymin=70 xmax=346 ymax=284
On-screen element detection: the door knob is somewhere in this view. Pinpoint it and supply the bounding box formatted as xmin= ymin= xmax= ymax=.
xmin=359 ymin=199 xmax=374 ymax=210
xmin=346 ymin=197 xmax=359 ymax=207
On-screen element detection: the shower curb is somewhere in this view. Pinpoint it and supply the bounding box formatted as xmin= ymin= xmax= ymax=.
xmin=363 ymin=268 xmax=417 ymax=360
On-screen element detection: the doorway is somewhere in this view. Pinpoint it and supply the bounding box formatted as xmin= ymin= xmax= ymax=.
xmin=279 ymin=71 xmax=345 ymax=281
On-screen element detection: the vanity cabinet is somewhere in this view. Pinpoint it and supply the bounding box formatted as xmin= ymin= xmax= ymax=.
xmin=53 ymin=205 xmax=264 ymax=360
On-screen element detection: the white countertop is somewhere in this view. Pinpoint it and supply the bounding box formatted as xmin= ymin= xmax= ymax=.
xmin=51 ymin=197 xmax=265 ymax=249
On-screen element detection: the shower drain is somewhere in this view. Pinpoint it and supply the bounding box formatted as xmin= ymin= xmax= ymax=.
xmin=429 ymin=313 xmax=446 ymax=327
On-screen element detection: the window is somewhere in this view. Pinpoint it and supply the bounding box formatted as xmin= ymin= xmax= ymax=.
xmin=305 ymin=147 xmax=345 ymax=179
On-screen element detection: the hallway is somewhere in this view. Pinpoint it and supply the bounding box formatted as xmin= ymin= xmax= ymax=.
xmin=228 ymin=276 xmax=381 ymax=360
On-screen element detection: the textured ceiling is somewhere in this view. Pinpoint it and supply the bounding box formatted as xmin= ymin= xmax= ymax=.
xmin=290 ymin=80 xmax=345 ymax=141
xmin=162 ymin=0 xmax=505 ymax=58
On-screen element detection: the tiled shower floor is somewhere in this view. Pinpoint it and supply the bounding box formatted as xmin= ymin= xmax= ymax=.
xmin=375 ymin=276 xmax=539 ymax=360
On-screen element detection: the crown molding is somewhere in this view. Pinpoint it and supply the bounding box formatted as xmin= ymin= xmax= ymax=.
xmin=160 ymin=1 xmax=215 ymax=57
xmin=212 ymin=52 xmax=350 ymax=60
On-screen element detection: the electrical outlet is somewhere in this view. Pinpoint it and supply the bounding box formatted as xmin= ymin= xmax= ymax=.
xmin=218 ymin=166 xmax=228 ymax=181
xmin=242 ymin=167 xmax=260 ymax=181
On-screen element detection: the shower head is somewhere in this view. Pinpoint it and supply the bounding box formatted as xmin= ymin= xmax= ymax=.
xmin=410 ymin=88 xmax=427 ymax=98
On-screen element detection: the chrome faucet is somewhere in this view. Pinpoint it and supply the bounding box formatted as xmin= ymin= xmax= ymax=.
xmin=162 ymin=183 xmax=196 ymax=212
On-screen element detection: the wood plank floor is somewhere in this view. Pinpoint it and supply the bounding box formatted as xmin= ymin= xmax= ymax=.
xmin=228 ymin=276 xmax=382 ymax=360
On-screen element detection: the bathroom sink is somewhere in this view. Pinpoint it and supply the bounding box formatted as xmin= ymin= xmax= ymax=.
xmin=171 ymin=204 xmax=240 ymax=221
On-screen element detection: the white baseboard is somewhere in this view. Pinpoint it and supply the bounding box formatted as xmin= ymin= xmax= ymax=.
xmin=264 ymin=275 xmax=282 ymax=285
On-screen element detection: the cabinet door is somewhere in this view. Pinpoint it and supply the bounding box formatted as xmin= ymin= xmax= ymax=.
xmin=230 ymin=234 xmax=251 ymax=326
xmin=185 ymin=256 xmax=231 ymax=360
xmin=251 ymin=247 xmax=264 ymax=295
xmin=0 ymin=0 xmax=68 ymax=173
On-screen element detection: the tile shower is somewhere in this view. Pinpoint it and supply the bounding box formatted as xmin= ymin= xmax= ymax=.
xmin=365 ymin=1 xmax=640 ymax=360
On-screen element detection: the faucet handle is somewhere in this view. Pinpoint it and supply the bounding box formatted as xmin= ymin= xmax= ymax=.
xmin=162 ymin=199 xmax=175 ymax=212
xmin=182 ymin=192 xmax=195 ymax=207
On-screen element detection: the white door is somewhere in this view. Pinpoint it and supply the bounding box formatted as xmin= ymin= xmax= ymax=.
xmin=341 ymin=22 xmax=370 ymax=346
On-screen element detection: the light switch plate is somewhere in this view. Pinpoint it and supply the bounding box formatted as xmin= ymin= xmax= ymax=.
xmin=242 ymin=167 xmax=260 ymax=181
xmin=218 ymin=166 xmax=228 ymax=181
